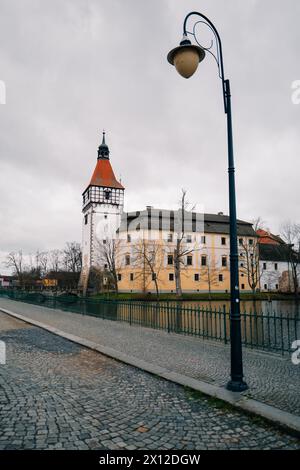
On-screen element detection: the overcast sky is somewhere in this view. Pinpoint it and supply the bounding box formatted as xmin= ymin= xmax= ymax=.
xmin=0 ymin=0 xmax=299 ymax=272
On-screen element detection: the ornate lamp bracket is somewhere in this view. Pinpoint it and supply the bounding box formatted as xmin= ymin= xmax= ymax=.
xmin=183 ymin=12 xmax=229 ymax=113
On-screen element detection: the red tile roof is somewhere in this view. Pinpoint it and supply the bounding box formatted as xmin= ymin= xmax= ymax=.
xmin=256 ymin=229 xmax=284 ymax=245
xmin=89 ymin=158 xmax=124 ymax=190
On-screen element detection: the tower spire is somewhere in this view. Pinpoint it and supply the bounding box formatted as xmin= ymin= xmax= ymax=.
xmin=98 ymin=130 xmax=110 ymax=159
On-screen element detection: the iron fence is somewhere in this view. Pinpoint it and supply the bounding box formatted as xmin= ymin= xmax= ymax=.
xmin=0 ymin=290 xmax=299 ymax=356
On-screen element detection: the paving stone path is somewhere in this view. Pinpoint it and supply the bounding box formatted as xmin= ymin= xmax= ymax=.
xmin=0 ymin=312 xmax=299 ymax=450
xmin=0 ymin=298 xmax=299 ymax=417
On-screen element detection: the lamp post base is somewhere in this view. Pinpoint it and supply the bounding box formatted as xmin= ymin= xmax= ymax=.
xmin=226 ymin=379 xmax=248 ymax=393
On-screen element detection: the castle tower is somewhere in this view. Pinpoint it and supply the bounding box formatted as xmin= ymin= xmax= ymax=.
xmin=79 ymin=132 xmax=124 ymax=294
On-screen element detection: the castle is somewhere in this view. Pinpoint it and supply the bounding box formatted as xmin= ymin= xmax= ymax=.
xmin=79 ymin=134 xmax=261 ymax=295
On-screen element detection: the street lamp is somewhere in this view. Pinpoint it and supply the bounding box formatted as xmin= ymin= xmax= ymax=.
xmin=167 ymin=11 xmax=248 ymax=392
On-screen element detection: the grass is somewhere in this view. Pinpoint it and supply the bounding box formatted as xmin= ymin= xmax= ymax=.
xmin=184 ymin=387 xmax=235 ymax=412
xmin=91 ymin=291 xmax=296 ymax=302
xmin=183 ymin=386 xmax=294 ymax=433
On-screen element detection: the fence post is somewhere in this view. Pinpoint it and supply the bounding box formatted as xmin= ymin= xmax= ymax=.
xmin=280 ymin=312 xmax=284 ymax=356
xmin=223 ymin=305 xmax=227 ymax=344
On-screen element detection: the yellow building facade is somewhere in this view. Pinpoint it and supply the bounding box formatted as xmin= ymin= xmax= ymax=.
xmin=116 ymin=209 xmax=257 ymax=293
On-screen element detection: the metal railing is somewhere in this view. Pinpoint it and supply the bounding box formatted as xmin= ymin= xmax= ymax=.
xmin=0 ymin=290 xmax=299 ymax=356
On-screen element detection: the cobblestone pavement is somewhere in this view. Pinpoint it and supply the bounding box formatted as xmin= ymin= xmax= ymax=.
xmin=0 ymin=313 xmax=299 ymax=450
xmin=0 ymin=298 xmax=299 ymax=418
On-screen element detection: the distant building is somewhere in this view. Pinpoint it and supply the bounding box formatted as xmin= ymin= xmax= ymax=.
xmin=42 ymin=278 xmax=58 ymax=288
xmin=0 ymin=275 xmax=18 ymax=288
xmin=0 ymin=276 xmax=12 ymax=288
xmin=259 ymin=244 xmax=291 ymax=291
xmin=257 ymin=230 xmax=292 ymax=292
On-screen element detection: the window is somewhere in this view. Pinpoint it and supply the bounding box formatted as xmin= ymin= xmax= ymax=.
xmin=219 ymin=274 xmax=223 ymax=282
xmin=187 ymin=255 xmax=193 ymax=266
xmin=263 ymin=262 xmax=267 ymax=270
xmin=274 ymin=263 xmax=278 ymax=271
xmin=103 ymin=239 xmax=107 ymax=244
xmin=167 ymin=233 xmax=173 ymax=243
xmin=241 ymin=283 xmax=245 ymax=290
xmin=167 ymin=254 xmax=173 ymax=265
xmin=125 ymin=255 xmax=130 ymax=266
xmin=221 ymin=237 xmax=226 ymax=245
xmin=240 ymin=263 xmax=244 ymax=268
xmin=249 ymin=239 xmax=253 ymax=246
xmin=194 ymin=274 xmax=199 ymax=281
xmin=104 ymin=190 xmax=111 ymax=200
xmin=84 ymin=214 xmax=88 ymax=225
xmin=201 ymin=236 xmax=206 ymax=244
xmin=152 ymin=273 xmax=156 ymax=281
xmin=104 ymin=214 xmax=107 ymax=219
xmin=201 ymin=255 xmax=207 ymax=266
xmin=104 ymin=264 xmax=108 ymax=269
xmin=130 ymin=273 xmax=134 ymax=281
xmin=127 ymin=234 xmax=131 ymax=243
xmin=222 ymin=256 xmax=227 ymax=267
xmin=264 ymin=284 xmax=267 ymax=290
xmin=275 ymin=284 xmax=279 ymax=290
xmin=169 ymin=273 xmax=174 ymax=281
xmin=239 ymin=238 xmax=243 ymax=246
xmin=241 ymin=273 xmax=244 ymax=277
xmin=117 ymin=273 xmax=122 ymax=281
xmin=186 ymin=234 xmax=192 ymax=243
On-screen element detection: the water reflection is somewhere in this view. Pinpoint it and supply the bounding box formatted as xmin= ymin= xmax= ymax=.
xmin=179 ymin=299 xmax=300 ymax=316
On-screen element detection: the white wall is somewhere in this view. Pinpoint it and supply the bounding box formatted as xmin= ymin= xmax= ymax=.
xmin=259 ymin=260 xmax=288 ymax=291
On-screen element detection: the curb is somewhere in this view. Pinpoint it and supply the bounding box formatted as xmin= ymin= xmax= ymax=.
xmin=1 ymin=307 xmax=300 ymax=438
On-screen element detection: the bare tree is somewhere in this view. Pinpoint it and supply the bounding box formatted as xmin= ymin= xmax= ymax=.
xmin=263 ymin=270 xmax=280 ymax=293
xmin=237 ymin=217 xmax=264 ymax=299
xmin=63 ymin=242 xmax=82 ymax=273
xmin=49 ymin=249 xmax=62 ymax=273
xmin=252 ymin=217 xmax=265 ymax=231
xmin=94 ymin=238 xmax=122 ymax=293
xmin=35 ymin=250 xmax=48 ymax=278
xmin=240 ymin=238 xmax=262 ymax=296
xmin=280 ymin=221 xmax=300 ymax=296
xmin=173 ymin=189 xmax=197 ymax=298
xmin=201 ymin=255 xmax=220 ymax=309
xmin=133 ymin=238 xmax=164 ymax=300
xmin=5 ymin=250 xmax=24 ymax=286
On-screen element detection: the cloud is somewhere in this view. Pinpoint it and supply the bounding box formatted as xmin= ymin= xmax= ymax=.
xmin=0 ymin=0 xmax=299 ymax=270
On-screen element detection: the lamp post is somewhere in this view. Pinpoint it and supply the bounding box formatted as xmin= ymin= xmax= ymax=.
xmin=167 ymin=11 xmax=248 ymax=392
